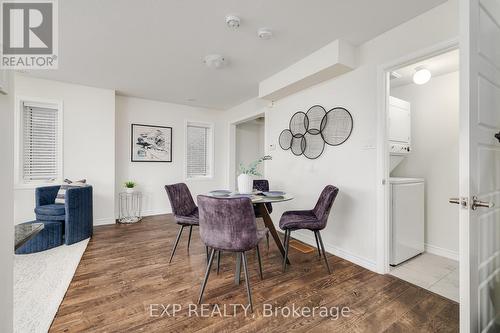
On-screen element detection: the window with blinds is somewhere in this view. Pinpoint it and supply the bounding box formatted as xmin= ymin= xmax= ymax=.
xmin=22 ymin=103 xmax=61 ymax=183
xmin=186 ymin=123 xmax=212 ymax=179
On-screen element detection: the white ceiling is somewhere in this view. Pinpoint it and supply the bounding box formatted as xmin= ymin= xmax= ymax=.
xmin=27 ymin=0 xmax=447 ymax=109
xmin=390 ymin=49 xmax=459 ymax=88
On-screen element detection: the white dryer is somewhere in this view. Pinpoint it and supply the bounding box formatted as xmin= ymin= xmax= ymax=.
xmin=389 ymin=177 xmax=425 ymax=266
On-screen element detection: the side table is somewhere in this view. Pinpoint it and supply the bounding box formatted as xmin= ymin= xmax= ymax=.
xmin=118 ymin=192 xmax=142 ymax=223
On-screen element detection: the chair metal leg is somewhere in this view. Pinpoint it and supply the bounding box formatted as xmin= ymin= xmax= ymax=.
xmin=217 ymin=251 xmax=221 ymax=274
xmin=282 ymin=230 xmax=291 ymax=272
xmin=235 ymin=253 xmax=242 ymax=285
xmin=314 ymin=231 xmax=321 ymax=259
xmin=266 ymin=233 xmax=269 ymax=250
xmin=256 ymin=245 xmax=263 ymax=280
xmin=317 ymin=231 xmax=331 ymax=274
xmin=169 ymin=225 xmax=184 ymax=263
xmin=187 ymin=226 xmax=193 ymax=252
xmin=197 ymin=248 xmax=216 ymax=304
xmin=241 ymin=252 xmax=253 ymax=313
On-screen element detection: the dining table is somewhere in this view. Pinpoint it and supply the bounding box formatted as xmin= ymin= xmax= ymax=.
xmin=206 ymin=191 xmax=294 ymax=285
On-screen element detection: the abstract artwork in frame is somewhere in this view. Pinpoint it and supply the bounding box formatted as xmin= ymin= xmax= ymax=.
xmin=131 ymin=124 xmax=172 ymax=162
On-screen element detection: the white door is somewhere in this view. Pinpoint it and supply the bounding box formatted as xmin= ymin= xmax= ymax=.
xmin=459 ymin=0 xmax=500 ymax=331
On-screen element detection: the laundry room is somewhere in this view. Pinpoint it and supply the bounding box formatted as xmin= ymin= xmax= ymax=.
xmin=386 ymin=49 xmax=460 ymax=302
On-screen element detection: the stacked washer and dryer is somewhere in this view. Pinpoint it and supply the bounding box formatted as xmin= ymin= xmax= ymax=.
xmin=388 ymin=96 xmax=425 ymax=266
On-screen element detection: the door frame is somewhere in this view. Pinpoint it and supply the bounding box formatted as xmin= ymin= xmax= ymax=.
xmin=375 ymin=38 xmax=460 ymax=275
xmin=227 ymin=111 xmax=266 ymax=191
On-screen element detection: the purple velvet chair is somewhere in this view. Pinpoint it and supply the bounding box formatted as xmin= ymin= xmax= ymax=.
xmin=165 ymin=183 xmax=199 ymax=263
xmin=197 ymin=195 xmax=268 ymax=312
xmin=279 ymin=185 xmax=339 ymax=274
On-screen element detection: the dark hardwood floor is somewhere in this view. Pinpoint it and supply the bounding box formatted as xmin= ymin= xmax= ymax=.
xmin=49 ymin=215 xmax=459 ymax=332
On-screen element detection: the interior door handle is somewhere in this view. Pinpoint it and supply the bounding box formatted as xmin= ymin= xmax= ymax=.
xmin=471 ymin=196 xmax=495 ymax=210
xmin=449 ymin=197 xmax=468 ymax=208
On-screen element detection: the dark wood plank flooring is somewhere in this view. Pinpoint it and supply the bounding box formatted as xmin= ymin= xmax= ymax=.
xmin=49 ymin=215 xmax=459 ymax=332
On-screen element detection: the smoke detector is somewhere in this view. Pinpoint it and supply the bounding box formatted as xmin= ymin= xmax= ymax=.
xmin=225 ymin=15 xmax=240 ymax=29
xmin=204 ymin=54 xmax=227 ymax=69
xmin=257 ymin=28 xmax=273 ymax=40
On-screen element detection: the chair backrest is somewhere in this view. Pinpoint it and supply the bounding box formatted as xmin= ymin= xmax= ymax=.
xmin=164 ymin=183 xmax=197 ymax=217
xmin=197 ymin=195 xmax=257 ymax=251
xmin=312 ymin=185 xmax=339 ymax=227
xmin=253 ymin=179 xmax=270 ymax=192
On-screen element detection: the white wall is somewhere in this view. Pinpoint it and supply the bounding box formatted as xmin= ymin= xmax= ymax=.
xmin=224 ymin=0 xmax=458 ymax=271
xmin=14 ymin=75 xmax=116 ymax=226
xmin=236 ymin=119 xmax=265 ymax=180
xmin=391 ymin=71 xmax=459 ymax=258
xmin=0 ymin=72 xmax=14 ymax=333
xmin=115 ymin=96 xmax=226 ymax=216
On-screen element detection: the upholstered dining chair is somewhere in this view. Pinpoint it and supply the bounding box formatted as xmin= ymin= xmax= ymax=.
xmin=253 ymin=179 xmax=271 ymax=249
xmin=165 ymin=183 xmax=199 ymax=263
xmin=197 ymin=195 xmax=268 ymax=312
xmin=279 ymin=185 xmax=339 ymax=274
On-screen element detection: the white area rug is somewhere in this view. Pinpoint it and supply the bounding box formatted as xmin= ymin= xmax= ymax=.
xmin=14 ymin=239 xmax=89 ymax=333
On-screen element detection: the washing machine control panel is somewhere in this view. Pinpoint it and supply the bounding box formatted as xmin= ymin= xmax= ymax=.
xmin=390 ymin=142 xmax=411 ymax=154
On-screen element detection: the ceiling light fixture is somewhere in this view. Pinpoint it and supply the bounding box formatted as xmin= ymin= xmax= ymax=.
xmin=257 ymin=28 xmax=273 ymax=40
xmin=413 ymin=66 xmax=431 ymax=85
xmin=225 ymin=15 xmax=240 ymax=29
xmin=204 ymin=54 xmax=227 ymax=69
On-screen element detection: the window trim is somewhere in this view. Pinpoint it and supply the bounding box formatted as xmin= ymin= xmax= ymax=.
xmin=14 ymin=96 xmax=63 ymax=189
xmin=184 ymin=120 xmax=214 ymax=181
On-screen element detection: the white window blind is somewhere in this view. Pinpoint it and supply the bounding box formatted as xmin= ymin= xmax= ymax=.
xmin=22 ymin=103 xmax=60 ymax=183
xmin=186 ymin=124 xmax=212 ymax=178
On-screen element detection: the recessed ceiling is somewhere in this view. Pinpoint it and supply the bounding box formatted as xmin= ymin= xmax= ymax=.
xmin=390 ymin=49 xmax=459 ymax=88
xmin=26 ymin=0 xmax=447 ymax=109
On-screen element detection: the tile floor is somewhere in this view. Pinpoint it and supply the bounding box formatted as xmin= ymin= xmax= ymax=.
xmin=389 ymin=252 xmax=459 ymax=302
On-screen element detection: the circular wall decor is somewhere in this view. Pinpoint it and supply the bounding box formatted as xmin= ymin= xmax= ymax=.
xmin=303 ymin=132 xmax=325 ymax=159
xmin=321 ymin=107 xmax=353 ymax=146
xmin=278 ymin=129 xmax=293 ymax=150
xmin=289 ymin=112 xmax=309 ymax=137
xmin=306 ymin=105 xmax=326 ymax=135
xmin=290 ymin=135 xmax=306 ymax=156
xmin=278 ymin=105 xmax=353 ymax=159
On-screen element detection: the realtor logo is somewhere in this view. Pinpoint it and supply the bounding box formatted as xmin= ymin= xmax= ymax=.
xmin=1 ymin=0 xmax=58 ymax=69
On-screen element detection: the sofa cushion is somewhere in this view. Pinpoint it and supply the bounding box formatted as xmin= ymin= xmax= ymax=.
xmin=35 ymin=204 xmax=66 ymax=216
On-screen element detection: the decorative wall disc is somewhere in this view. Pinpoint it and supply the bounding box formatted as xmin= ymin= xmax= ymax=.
xmin=306 ymin=105 xmax=326 ymax=135
xmin=290 ymin=135 xmax=306 ymax=156
xmin=289 ymin=112 xmax=309 ymax=137
xmin=303 ymin=132 xmax=325 ymax=159
xmin=279 ymin=129 xmax=293 ymax=150
xmin=321 ymin=107 xmax=353 ymax=146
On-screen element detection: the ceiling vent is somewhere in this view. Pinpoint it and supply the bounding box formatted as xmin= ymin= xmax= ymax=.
xmin=204 ymin=54 xmax=227 ymax=69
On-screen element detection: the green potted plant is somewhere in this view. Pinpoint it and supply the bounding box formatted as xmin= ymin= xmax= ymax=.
xmin=124 ymin=181 xmax=136 ymax=194
xmin=237 ymin=156 xmax=272 ymax=194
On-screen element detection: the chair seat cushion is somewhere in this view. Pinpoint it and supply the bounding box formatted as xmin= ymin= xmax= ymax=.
xmin=175 ymin=208 xmax=199 ymax=225
xmin=35 ymin=204 xmax=66 ymax=216
xmin=279 ymin=210 xmax=322 ymax=231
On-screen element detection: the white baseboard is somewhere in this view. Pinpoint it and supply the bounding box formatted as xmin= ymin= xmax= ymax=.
xmin=93 ymin=217 xmax=116 ymax=226
xmin=424 ymin=243 xmax=459 ymax=261
xmin=292 ymin=230 xmax=378 ymax=273
xmin=141 ymin=209 xmax=170 ymax=217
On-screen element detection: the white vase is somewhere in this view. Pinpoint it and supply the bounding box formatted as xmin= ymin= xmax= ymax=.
xmin=126 ymin=187 xmax=135 ymax=194
xmin=237 ymin=174 xmax=253 ymax=194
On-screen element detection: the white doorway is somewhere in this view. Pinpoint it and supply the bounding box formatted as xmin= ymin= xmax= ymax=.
xmin=377 ymin=44 xmax=460 ymax=302
xmin=235 ymin=116 xmax=266 ymax=185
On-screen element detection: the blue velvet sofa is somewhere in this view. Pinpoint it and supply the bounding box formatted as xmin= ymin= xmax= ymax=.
xmin=34 ymin=185 xmax=93 ymax=245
